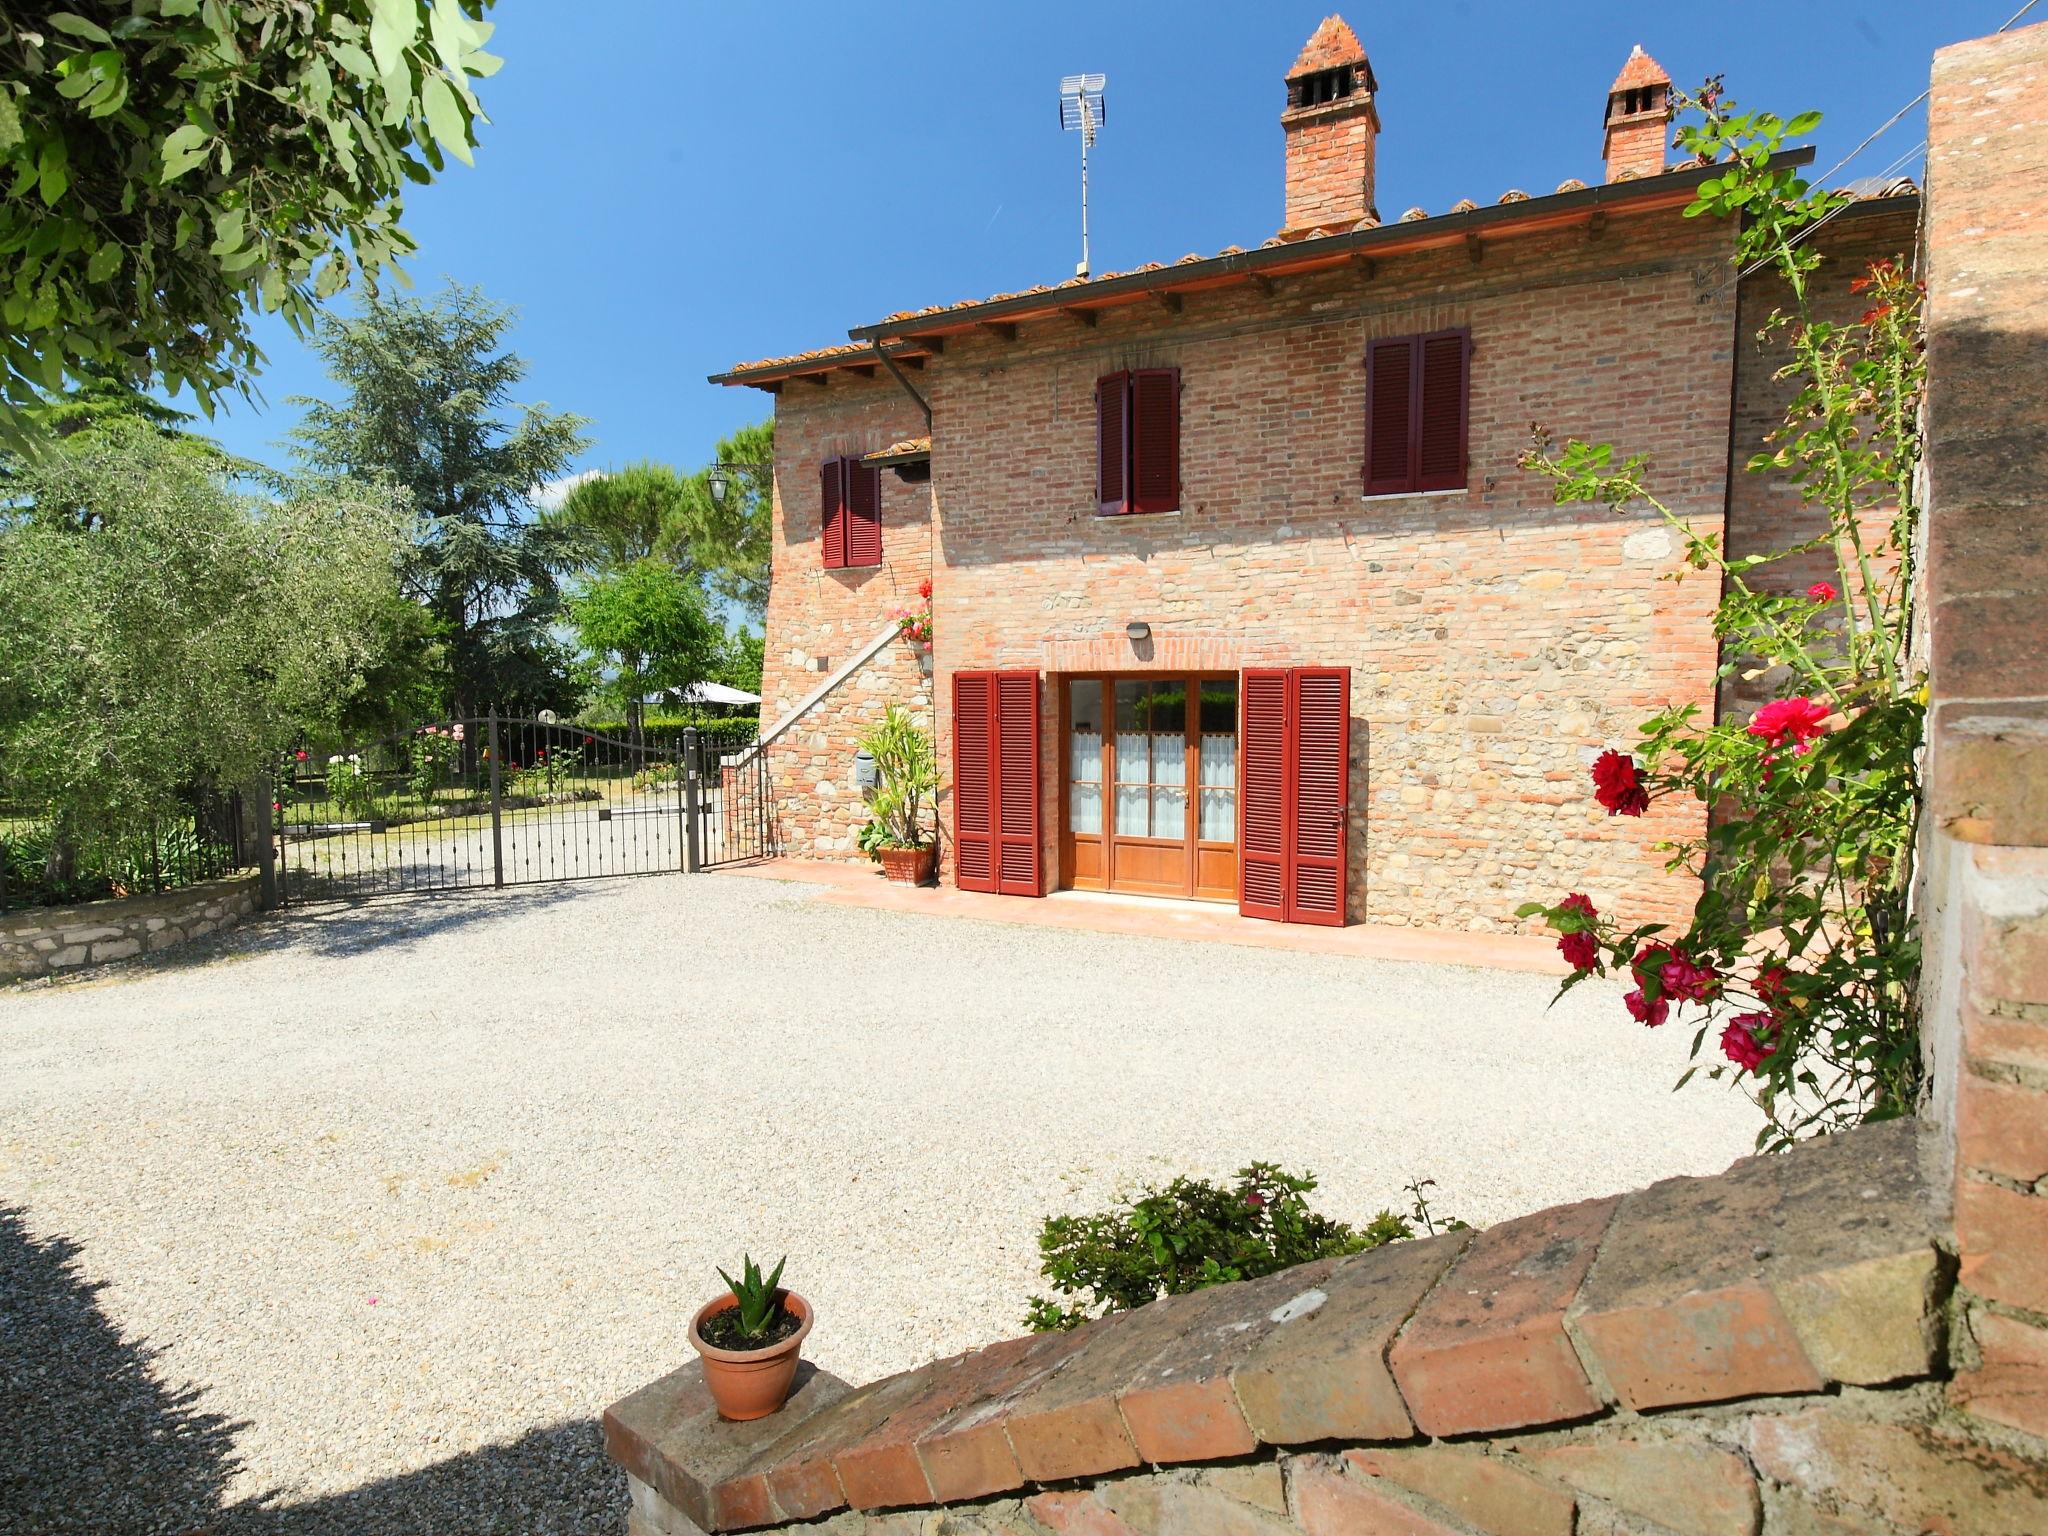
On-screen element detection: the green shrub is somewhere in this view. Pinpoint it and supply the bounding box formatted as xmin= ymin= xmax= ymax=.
xmin=1023 ymin=1163 xmax=1414 ymax=1332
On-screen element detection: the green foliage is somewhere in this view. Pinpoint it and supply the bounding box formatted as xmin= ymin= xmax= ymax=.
xmin=547 ymin=460 xmax=689 ymax=571
xmin=715 ymin=628 xmax=764 ymax=695
xmin=567 ymin=558 xmax=722 ymax=717
xmin=1024 ymin=1164 xmax=1413 ymax=1333
xmin=684 ymin=419 xmax=774 ymax=621
xmin=0 ymin=419 xmax=411 ymax=862
xmin=715 ymin=1254 xmax=787 ymax=1342
xmin=858 ymin=706 xmax=935 ymax=852
xmin=1519 ymin=88 xmax=1925 ymax=1149
xmin=290 ymin=283 xmax=590 ymax=715
xmin=0 ymin=2 xmax=500 ymax=443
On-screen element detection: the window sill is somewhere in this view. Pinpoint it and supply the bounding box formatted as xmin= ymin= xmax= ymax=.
xmin=826 ymin=562 xmax=885 ymax=572
xmin=1359 ymin=487 xmax=1470 ymax=502
xmin=1092 ymin=508 xmax=1183 ymax=520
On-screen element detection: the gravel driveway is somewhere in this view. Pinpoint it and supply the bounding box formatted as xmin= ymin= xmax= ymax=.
xmin=0 ymin=871 xmax=1761 ymax=1533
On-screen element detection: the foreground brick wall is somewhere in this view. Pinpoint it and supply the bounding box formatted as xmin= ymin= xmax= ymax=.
xmin=609 ymin=1121 xmax=2048 ymax=1536
xmin=1916 ymin=18 xmax=2048 ymax=1452
xmin=928 ymin=206 xmax=1736 ymax=931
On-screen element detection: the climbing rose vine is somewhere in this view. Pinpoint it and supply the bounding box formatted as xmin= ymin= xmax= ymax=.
xmin=1518 ymin=86 xmax=1926 ymax=1150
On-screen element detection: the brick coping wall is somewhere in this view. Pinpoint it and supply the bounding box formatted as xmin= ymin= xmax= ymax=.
xmin=600 ymin=1121 xmax=2034 ymax=1535
xmin=0 ymin=868 xmax=260 ymax=981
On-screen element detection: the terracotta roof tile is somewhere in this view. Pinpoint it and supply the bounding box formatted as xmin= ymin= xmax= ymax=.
xmin=1609 ymin=44 xmax=1671 ymax=95
xmin=862 ymin=436 xmax=931 ymax=463
xmin=719 ymin=157 xmax=1916 ymax=380
xmin=1289 ymin=15 xmax=1368 ymax=77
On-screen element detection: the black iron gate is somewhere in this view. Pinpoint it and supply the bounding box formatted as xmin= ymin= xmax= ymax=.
xmin=686 ymin=727 xmax=776 ymax=869
xmin=274 ymin=714 xmax=774 ymax=905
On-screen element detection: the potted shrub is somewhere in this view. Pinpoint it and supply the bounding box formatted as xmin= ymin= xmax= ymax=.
xmin=857 ymin=706 xmax=937 ymax=885
xmin=688 ymin=1255 xmax=813 ymax=1421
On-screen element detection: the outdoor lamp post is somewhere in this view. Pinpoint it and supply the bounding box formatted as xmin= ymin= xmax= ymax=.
xmin=706 ymin=463 xmax=770 ymax=507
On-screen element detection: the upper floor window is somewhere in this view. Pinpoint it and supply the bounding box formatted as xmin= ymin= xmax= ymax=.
xmin=1097 ymin=368 xmax=1180 ymax=517
xmin=820 ymin=456 xmax=882 ymax=569
xmin=1362 ymin=330 xmax=1470 ymax=497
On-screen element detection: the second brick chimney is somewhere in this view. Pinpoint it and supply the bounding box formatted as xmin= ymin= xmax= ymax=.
xmin=1281 ymin=15 xmax=1379 ymax=235
xmin=1603 ymin=45 xmax=1673 ymax=181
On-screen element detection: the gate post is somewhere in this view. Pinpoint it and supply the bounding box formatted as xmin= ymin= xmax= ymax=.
xmin=252 ymin=779 xmax=278 ymax=910
xmin=683 ymin=727 xmax=702 ymax=874
xmin=487 ymin=708 xmax=506 ymax=888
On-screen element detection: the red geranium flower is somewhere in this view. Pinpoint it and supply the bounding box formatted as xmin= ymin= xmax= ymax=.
xmin=1559 ymin=930 xmax=1598 ymax=971
xmin=918 ymin=577 xmax=932 ymax=600
xmin=1720 ymin=1013 xmax=1777 ymax=1071
xmin=1806 ymin=581 xmax=1837 ymax=603
xmin=1625 ymin=989 xmax=1669 ymax=1028
xmin=1747 ymin=696 xmax=1829 ymax=746
xmin=1590 ymin=750 xmax=1649 ymax=817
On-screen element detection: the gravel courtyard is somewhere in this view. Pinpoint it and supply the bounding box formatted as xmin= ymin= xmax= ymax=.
xmin=0 ymin=871 xmax=1762 ymax=1533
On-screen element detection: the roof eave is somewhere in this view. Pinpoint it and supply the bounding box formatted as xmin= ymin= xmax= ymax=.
xmin=849 ymin=149 xmax=1820 ymax=344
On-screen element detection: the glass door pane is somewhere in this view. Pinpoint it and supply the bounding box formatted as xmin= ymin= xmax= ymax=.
xmin=1197 ymin=678 xmax=1238 ymax=842
xmin=1113 ymin=679 xmax=1193 ymax=839
xmin=1067 ymin=680 xmax=1103 ymax=834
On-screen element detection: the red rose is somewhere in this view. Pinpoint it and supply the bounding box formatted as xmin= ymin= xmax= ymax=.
xmin=1559 ymin=930 xmax=1598 ymax=971
xmin=1659 ymin=953 xmax=1720 ymax=1004
xmin=1720 ymin=1013 xmax=1777 ymax=1071
xmin=1625 ymin=989 xmax=1669 ymax=1028
xmin=1747 ymin=697 xmax=1829 ymax=746
xmin=1806 ymin=581 xmax=1837 ymax=603
xmin=1557 ymin=892 xmax=1597 ymax=921
xmin=1591 ymin=750 xmax=1648 ymax=817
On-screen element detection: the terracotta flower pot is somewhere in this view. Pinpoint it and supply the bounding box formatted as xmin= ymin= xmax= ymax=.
xmin=688 ymin=1290 xmax=813 ymax=1421
xmin=877 ymin=844 xmax=937 ymax=886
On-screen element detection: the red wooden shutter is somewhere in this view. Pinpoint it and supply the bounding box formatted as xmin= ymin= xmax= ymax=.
xmin=953 ymin=672 xmax=996 ymax=891
xmin=820 ymin=458 xmax=847 ymax=569
xmin=1238 ymin=666 xmax=1351 ymax=925
xmin=1415 ymin=330 xmax=1469 ymax=492
xmin=994 ymin=671 xmax=1042 ymax=896
xmin=1097 ymin=371 xmax=1129 ymax=516
xmin=1129 ymin=368 xmax=1180 ymax=515
xmin=1288 ymin=667 xmax=1350 ymax=925
xmin=1238 ymin=668 xmax=1290 ymax=922
xmin=1363 ymin=338 xmax=1416 ymax=496
xmin=846 ymin=460 xmax=883 ymax=566
xmin=953 ymin=670 xmax=1041 ymax=896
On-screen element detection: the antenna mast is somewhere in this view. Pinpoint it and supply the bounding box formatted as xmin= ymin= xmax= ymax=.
xmin=1058 ymin=74 xmax=1107 ymax=279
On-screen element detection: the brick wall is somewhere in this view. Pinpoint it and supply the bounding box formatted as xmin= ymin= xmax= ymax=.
xmin=609 ymin=1120 xmax=2048 ymax=1536
xmin=755 ymin=374 xmax=931 ymax=861
xmin=1916 ymin=18 xmax=2048 ymax=1452
xmin=927 ymin=206 xmax=1737 ymax=931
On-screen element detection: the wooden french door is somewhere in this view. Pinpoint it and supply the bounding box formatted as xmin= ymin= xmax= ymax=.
xmin=1060 ymin=675 xmax=1238 ymax=902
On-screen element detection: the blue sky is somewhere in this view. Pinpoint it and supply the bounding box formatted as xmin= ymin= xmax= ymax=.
xmin=198 ymin=1 xmax=1989 ymax=487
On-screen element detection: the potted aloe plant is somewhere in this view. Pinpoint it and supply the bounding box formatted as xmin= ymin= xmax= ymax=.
xmin=689 ymin=1254 xmax=813 ymax=1421
xmin=857 ymin=705 xmax=937 ymax=885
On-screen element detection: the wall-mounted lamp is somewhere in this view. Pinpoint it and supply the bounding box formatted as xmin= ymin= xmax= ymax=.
xmin=1125 ymin=621 xmax=1151 ymax=643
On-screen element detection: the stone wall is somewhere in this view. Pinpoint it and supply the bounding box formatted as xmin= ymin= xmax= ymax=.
xmin=0 ymin=869 xmax=260 ymax=981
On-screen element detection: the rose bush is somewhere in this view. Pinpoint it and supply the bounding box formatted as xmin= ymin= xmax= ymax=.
xmin=1518 ymin=88 xmax=1925 ymax=1150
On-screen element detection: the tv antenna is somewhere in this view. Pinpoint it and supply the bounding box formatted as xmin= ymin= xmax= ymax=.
xmin=1057 ymin=73 xmax=1107 ymax=278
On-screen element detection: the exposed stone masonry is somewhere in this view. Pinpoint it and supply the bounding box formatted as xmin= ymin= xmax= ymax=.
xmin=0 ymin=870 xmax=259 ymax=981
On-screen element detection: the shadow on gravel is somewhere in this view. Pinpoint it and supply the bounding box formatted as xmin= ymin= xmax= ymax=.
xmin=258 ymin=885 xmax=587 ymax=961
xmin=1 ymin=1206 xmax=622 ymax=1534
xmin=0 ymin=1206 xmax=244 ymax=1535
xmin=218 ymin=1421 xmax=618 ymax=1536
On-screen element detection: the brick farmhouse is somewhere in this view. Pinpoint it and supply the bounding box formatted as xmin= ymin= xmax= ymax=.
xmin=713 ymin=17 xmax=1916 ymax=934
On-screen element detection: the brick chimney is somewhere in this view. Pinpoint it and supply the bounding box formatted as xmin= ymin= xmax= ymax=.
xmin=1603 ymin=45 xmax=1673 ymax=182
xmin=1281 ymin=15 xmax=1380 ymax=235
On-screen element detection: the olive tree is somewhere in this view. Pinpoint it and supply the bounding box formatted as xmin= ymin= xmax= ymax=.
xmin=0 ymin=420 xmax=414 ymax=866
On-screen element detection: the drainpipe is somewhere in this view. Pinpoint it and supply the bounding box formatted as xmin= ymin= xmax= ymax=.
xmin=870 ymin=339 xmax=932 ymax=431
